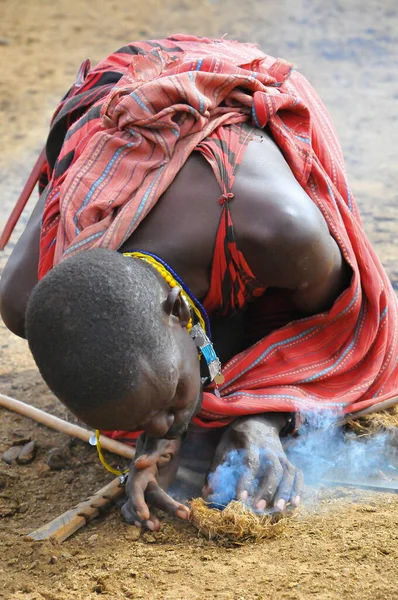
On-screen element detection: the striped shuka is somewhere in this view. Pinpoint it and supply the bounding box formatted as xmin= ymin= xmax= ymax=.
xmin=37 ymin=35 xmax=398 ymax=438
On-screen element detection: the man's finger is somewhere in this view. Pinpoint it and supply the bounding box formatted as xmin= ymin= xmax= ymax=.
xmin=145 ymin=515 xmax=161 ymax=531
xmin=121 ymin=501 xmax=161 ymax=531
xmin=236 ymin=447 xmax=260 ymax=500
xmin=130 ymin=472 xmax=154 ymax=521
xmin=272 ymin=460 xmax=296 ymax=511
xmin=253 ymin=457 xmax=284 ymax=508
xmin=121 ymin=500 xmax=146 ymax=527
xmin=145 ymin=482 xmax=190 ymax=519
xmin=134 ymin=453 xmax=160 ymax=469
xmin=290 ymin=468 xmax=304 ymax=506
xmin=121 ymin=501 xmax=139 ymax=525
xmin=202 ymin=484 xmax=212 ymax=498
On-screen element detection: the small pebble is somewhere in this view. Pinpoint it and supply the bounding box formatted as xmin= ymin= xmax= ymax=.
xmin=1 ymin=446 xmax=21 ymax=465
xmin=37 ymin=464 xmax=51 ymax=478
xmin=125 ymin=527 xmax=141 ymax=541
xmin=16 ymin=441 xmax=37 ymax=465
xmin=47 ymin=447 xmax=69 ymax=470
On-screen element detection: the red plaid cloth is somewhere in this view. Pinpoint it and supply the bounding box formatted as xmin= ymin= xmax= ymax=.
xmin=38 ymin=35 xmax=398 ymax=441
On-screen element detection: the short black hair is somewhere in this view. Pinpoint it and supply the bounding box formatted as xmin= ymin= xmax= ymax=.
xmin=26 ymin=249 xmax=175 ymax=414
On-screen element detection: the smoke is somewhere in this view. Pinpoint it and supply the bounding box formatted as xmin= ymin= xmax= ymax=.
xmin=204 ymin=411 xmax=398 ymax=509
xmin=285 ymin=410 xmax=397 ymax=486
xmin=207 ymin=449 xmax=249 ymax=508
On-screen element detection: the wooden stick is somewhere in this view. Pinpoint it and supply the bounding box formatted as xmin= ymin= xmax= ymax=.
xmin=0 ymin=147 xmax=47 ymax=250
xmin=26 ymin=464 xmax=200 ymax=543
xmin=27 ymin=476 xmax=125 ymax=542
xmin=339 ymin=395 xmax=398 ymax=424
xmin=0 ymin=392 xmax=135 ymax=460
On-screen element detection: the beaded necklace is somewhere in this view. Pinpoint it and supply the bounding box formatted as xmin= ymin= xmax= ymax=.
xmin=124 ymin=251 xmax=223 ymax=384
xmin=93 ymin=250 xmax=224 ymax=477
xmin=124 ymin=250 xmax=210 ymax=335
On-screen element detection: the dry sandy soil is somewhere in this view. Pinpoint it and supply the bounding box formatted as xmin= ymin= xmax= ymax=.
xmin=1 ymin=0 xmax=398 ymax=598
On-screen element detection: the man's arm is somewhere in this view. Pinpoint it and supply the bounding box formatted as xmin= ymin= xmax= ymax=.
xmin=0 ymin=186 xmax=48 ymax=338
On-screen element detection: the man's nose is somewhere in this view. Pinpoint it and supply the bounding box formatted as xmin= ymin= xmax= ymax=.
xmin=175 ymin=405 xmax=195 ymax=425
xmin=144 ymin=412 xmax=174 ymax=438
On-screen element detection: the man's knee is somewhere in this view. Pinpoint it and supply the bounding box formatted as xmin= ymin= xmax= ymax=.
xmin=0 ymin=186 xmax=47 ymax=338
xmin=0 ymin=261 xmax=27 ymax=338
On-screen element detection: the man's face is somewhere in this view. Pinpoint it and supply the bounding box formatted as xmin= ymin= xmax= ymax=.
xmin=84 ymin=333 xmax=203 ymax=438
xmin=129 ymin=363 xmax=204 ymax=439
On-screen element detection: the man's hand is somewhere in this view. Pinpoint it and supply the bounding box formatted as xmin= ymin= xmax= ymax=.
xmin=203 ymin=415 xmax=303 ymax=512
xmin=121 ymin=434 xmax=190 ymax=530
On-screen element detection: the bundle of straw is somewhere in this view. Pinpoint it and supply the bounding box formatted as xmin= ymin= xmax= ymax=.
xmin=346 ymin=406 xmax=398 ymax=436
xmin=189 ymin=498 xmax=288 ymax=543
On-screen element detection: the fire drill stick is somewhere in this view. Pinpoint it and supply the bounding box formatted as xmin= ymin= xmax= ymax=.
xmin=0 ymin=392 xmax=135 ymax=460
xmin=26 ymin=464 xmax=201 ymax=542
xmin=27 ymin=476 xmax=125 ymax=542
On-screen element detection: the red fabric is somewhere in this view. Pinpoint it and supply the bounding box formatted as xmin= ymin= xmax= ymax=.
xmin=196 ymin=123 xmax=267 ymax=316
xmin=202 ymin=198 xmax=267 ymax=316
xmin=37 ymin=36 xmax=398 ymax=444
xmin=38 ymin=37 xmax=293 ymax=276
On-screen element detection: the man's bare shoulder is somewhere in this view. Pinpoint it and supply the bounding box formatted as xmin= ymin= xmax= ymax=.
xmin=231 ymin=127 xmax=349 ymax=310
xmin=232 ymin=126 xmax=324 ymax=246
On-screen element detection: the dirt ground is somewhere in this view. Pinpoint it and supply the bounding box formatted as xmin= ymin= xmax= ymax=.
xmin=1 ymin=0 xmax=398 ymax=598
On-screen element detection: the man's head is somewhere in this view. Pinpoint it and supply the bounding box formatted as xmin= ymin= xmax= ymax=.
xmin=26 ymin=249 xmax=202 ymax=437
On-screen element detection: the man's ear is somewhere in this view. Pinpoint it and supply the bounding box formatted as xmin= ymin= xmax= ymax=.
xmin=162 ymin=287 xmax=191 ymax=327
